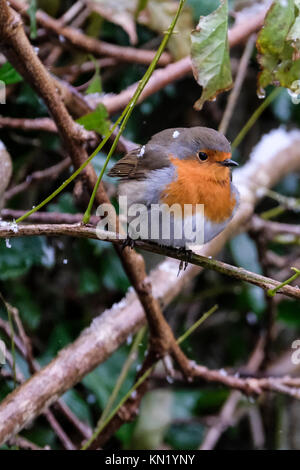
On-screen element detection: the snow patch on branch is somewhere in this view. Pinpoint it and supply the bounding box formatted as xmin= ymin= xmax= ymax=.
xmin=249 ymin=127 xmax=300 ymax=163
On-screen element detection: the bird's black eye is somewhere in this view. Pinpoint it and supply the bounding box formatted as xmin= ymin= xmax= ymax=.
xmin=198 ymin=151 xmax=208 ymax=161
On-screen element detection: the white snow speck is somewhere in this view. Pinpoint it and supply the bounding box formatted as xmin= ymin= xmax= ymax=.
xmin=0 ymin=220 xmax=18 ymax=233
xmin=0 ymin=141 xmax=6 ymax=151
xmin=63 ymin=259 xmax=68 ymax=265
xmin=137 ymin=145 xmax=145 ymax=157
xmin=172 ymin=130 xmax=180 ymax=139
xmin=5 ymin=239 xmax=11 ymax=249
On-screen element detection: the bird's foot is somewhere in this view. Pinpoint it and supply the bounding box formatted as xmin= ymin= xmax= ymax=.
xmin=122 ymin=235 xmax=136 ymax=250
xmin=177 ymin=248 xmax=193 ymax=276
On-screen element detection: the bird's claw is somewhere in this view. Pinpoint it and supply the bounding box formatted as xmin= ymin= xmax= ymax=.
xmin=177 ymin=248 xmax=193 ymax=276
xmin=122 ymin=235 xmax=136 ymax=250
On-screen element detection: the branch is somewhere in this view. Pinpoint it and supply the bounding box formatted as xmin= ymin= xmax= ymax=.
xmin=0 ymin=223 xmax=299 ymax=300
xmin=250 ymin=215 xmax=300 ymax=239
xmin=10 ymin=0 xmax=171 ymax=66
xmin=4 ymin=158 xmax=71 ymax=201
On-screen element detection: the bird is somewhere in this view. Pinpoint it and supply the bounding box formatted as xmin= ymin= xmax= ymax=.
xmin=108 ymin=127 xmax=239 ymax=250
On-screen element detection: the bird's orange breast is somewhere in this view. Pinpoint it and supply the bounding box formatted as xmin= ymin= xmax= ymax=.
xmin=160 ymin=157 xmax=237 ymax=223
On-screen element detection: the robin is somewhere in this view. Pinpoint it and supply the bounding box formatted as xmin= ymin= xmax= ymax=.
xmin=108 ymin=127 xmax=239 ymax=249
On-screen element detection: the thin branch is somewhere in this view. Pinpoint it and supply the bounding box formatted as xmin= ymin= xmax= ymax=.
xmin=1 ymin=209 xmax=99 ymax=225
xmin=4 ymin=158 xmax=71 ymax=201
xmin=0 ymin=116 xmax=57 ymax=133
xmin=0 ymin=223 xmax=299 ymax=300
xmin=219 ymin=34 xmax=256 ymax=135
xmin=10 ymin=0 xmax=171 ymax=66
xmin=250 ymin=215 xmax=300 ymax=239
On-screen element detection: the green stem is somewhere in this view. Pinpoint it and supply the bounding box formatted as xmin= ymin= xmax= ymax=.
xmin=82 ymin=0 xmax=187 ymax=224
xmin=267 ymin=268 xmax=300 ymax=297
xmin=260 ymin=205 xmax=286 ymax=220
xmin=81 ymin=304 xmax=217 ymax=450
xmin=232 ymin=87 xmax=281 ymax=149
xmin=177 ymin=304 xmax=218 ymax=344
xmin=97 ymin=326 xmax=146 ymax=427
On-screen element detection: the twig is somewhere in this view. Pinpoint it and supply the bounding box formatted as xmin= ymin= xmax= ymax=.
xmin=250 ymin=215 xmax=300 ymax=239
xmin=0 ymin=224 xmax=299 ymax=300
xmin=4 ymin=158 xmax=71 ymax=201
xmin=43 ymin=410 xmax=76 ymax=450
xmin=1 ymin=209 xmax=99 ymax=225
xmin=219 ymin=35 xmax=256 ymax=135
xmin=268 ymin=268 xmax=300 ymax=297
xmin=10 ymin=0 xmax=171 ymax=66
xmin=0 ymin=303 xmax=92 ymax=442
xmin=97 ymin=326 xmax=146 ymax=428
xmin=8 ymin=435 xmax=45 ymax=450
xmin=83 ymin=305 xmax=218 ymax=450
xmin=0 ymin=116 xmax=57 ymax=133
xmin=200 ymin=336 xmax=266 ymax=450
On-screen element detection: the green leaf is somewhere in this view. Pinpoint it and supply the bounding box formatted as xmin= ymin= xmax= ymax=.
xmin=191 ymin=0 xmax=232 ymax=110
xmin=0 ymin=63 xmax=23 ymax=85
xmin=88 ymin=0 xmax=137 ymax=44
xmin=142 ymin=1 xmax=194 ymax=60
xmin=287 ymin=0 xmax=300 ymax=48
xmin=257 ymin=0 xmax=300 ymax=94
xmin=86 ymin=56 xmax=103 ymax=94
xmin=76 ymin=104 xmax=110 ymax=136
xmin=27 ymin=0 xmax=38 ymax=40
xmin=86 ymin=75 xmax=102 ymax=95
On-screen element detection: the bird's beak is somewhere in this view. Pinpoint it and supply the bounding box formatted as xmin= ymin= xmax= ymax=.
xmin=220 ymin=159 xmax=239 ymax=167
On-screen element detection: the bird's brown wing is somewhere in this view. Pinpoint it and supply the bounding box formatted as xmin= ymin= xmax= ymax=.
xmin=108 ymin=145 xmax=171 ymax=180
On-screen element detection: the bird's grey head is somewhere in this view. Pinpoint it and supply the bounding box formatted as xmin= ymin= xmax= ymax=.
xmin=146 ymin=127 xmax=231 ymax=160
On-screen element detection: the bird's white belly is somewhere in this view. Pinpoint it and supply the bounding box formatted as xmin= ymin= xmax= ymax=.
xmin=126 ymin=204 xmax=229 ymax=249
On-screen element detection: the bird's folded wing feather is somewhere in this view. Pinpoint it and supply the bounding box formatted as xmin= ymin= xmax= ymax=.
xmin=108 ymin=145 xmax=171 ymax=180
